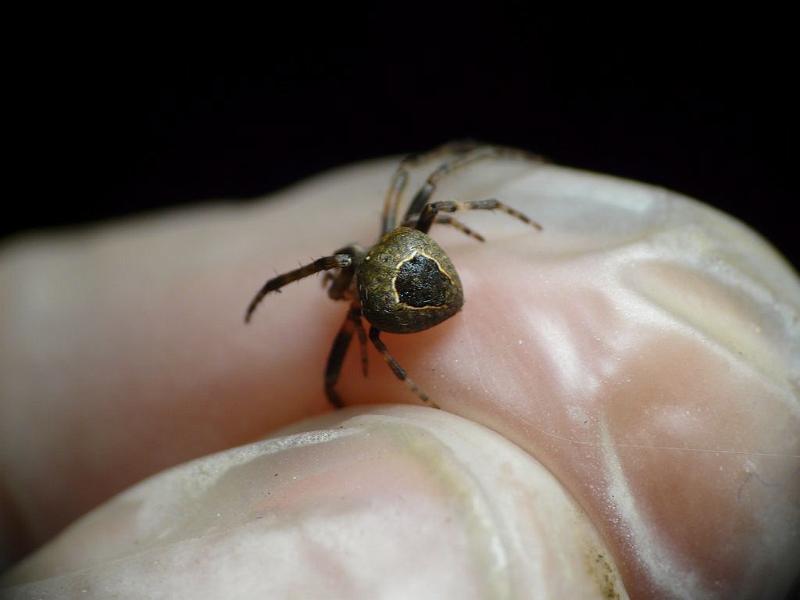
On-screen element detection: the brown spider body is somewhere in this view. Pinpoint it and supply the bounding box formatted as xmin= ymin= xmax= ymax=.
xmin=246 ymin=143 xmax=542 ymax=408
xmin=357 ymin=227 xmax=463 ymax=334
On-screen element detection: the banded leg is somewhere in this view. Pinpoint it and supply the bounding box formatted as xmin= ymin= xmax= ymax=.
xmin=403 ymin=145 xmax=542 ymax=224
xmin=245 ymin=253 xmax=353 ymax=323
xmin=381 ymin=140 xmax=481 ymax=235
xmin=403 ymin=214 xmax=486 ymax=242
xmin=369 ymin=327 xmax=439 ymax=409
xmin=324 ymin=309 xmax=355 ymax=408
xmin=324 ymin=306 xmax=369 ymax=409
xmin=352 ymin=309 xmax=368 ymax=377
xmin=415 ymin=199 xmax=543 ymax=236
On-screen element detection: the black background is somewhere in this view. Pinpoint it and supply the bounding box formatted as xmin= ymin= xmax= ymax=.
xmin=5 ymin=8 xmax=796 ymax=268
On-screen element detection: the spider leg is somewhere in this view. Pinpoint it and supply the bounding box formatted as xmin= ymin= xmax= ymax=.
xmin=352 ymin=308 xmax=368 ymax=377
xmin=381 ymin=166 xmax=408 ymax=235
xmin=325 ymin=244 xmax=365 ymax=301
xmin=324 ymin=305 xmax=368 ymax=408
xmin=325 ymin=308 xmax=356 ymax=408
xmin=368 ymin=326 xmax=439 ymax=409
xmin=381 ymin=140 xmax=482 ymax=235
xmin=245 ymin=253 xmax=353 ymax=323
xmin=403 ymin=214 xmax=486 ymax=242
xmin=403 ymin=145 xmax=542 ymax=225
xmin=326 ymin=265 xmax=355 ymax=301
xmin=415 ymin=199 xmax=542 ymax=236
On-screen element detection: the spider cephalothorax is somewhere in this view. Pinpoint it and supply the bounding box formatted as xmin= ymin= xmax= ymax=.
xmin=245 ymin=143 xmax=542 ymax=408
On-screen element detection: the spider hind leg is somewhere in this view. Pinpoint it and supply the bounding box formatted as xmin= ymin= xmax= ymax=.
xmin=324 ymin=305 xmax=368 ymax=408
xmin=369 ymin=326 xmax=438 ymax=409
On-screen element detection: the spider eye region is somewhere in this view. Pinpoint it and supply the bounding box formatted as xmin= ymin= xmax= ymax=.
xmin=394 ymin=254 xmax=449 ymax=307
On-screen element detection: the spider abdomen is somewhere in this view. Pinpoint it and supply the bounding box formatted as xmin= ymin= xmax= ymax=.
xmin=357 ymin=227 xmax=464 ymax=334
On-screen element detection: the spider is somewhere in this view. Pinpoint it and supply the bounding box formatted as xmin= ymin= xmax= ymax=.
xmin=245 ymin=143 xmax=542 ymax=409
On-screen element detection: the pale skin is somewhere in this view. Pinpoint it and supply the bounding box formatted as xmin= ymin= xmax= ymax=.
xmin=1 ymin=155 xmax=799 ymax=598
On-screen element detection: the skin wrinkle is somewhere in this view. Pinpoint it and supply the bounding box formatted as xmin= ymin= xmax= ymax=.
xmin=502 ymin=335 xmax=798 ymax=480
xmin=374 ymin=418 xmax=512 ymax=598
xmin=615 ymin=281 xmax=800 ymax=435
xmin=341 ymin=409 xmax=625 ymax=598
xmin=598 ymin=420 xmax=710 ymax=600
xmin=493 ymin=240 xmax=800 ymax=457
xmin=625 ymin=261 xmax=797 ymax=399
xmin=510 ymin=412 xmax=800 ymax=458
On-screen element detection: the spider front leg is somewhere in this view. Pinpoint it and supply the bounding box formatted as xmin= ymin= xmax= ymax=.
xmin=245 ymin=251 xmax=356 ymax=323
xmin=368 ymin=327 xmax=439 ymax=409
xmin=403 ymin=145 xmax=542 ymax=224
xmin=381 ymin=140 xmax=482 ymax=235
xmin=402 ymin=214 xmax=487 ymax=242
xmin=324 ymin=305 xmax=367 ymax=408
xmin=414 ymin=199 xmax=543 ymax=236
